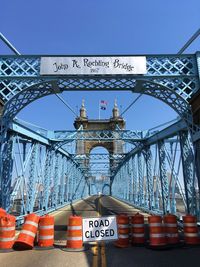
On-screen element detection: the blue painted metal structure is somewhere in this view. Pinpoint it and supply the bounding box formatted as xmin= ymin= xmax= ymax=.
xmin=0 ymin=54 xmax=200 ymax=220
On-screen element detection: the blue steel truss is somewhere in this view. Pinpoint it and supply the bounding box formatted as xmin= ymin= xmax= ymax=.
xmin=1 ymin=123 xmax=89 ymax=219
xmin=0 ymin=112 xmax=199 ymax=219
xmin=0 ymin=54 xmax=200 ymax=127
xmin=1 ymin=53 xmax=200 ymax=220
xmin=112 ymin=120 xmax=199 ymax=217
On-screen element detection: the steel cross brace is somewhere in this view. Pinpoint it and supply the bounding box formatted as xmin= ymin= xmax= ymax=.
xmin=128 ymin=158 xmax=133 ymax=202
xmin=42 ymin=147 xmax=53 ymax=211
xmin=59 ymin=156 xmax=65 ymax=205
xmin=53 ymin=153 xmax=62 ymax=208
xmin=26 ymin=142 xmax=40 ymax=213
xmin=179 ymin=131 xmax=197 ymax=215
xmin=144 ymin=147 xmax=154 ymax=210
xmin=158 ymin=140 xmax=169 ymax=214
xmin=137 ymin=152 xmax=144 ymax=206
xmin=131 ymin=156 xmax=138 ymax=205
xmin=0 ymin=133 xmax=14 ymax=211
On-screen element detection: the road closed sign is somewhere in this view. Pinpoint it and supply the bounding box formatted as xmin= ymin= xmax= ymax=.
xmin=82 ymin=216 xmax=118 ymax=242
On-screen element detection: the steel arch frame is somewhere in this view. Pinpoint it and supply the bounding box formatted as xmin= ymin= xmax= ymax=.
xmin=1 ymin=80 xmax=193 ymax=126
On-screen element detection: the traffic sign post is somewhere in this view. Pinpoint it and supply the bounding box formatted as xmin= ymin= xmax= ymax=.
xmin=82 ymin=216 xmax=118 ymax=242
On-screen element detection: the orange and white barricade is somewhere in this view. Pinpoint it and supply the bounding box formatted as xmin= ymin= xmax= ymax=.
xmin=183 ymin=215 xmax=200 ymax=245
xmin=131 ymin=213 xmax=145 ymax=245
xmin=0 ymin=208 xmax=6 ymax=217
xmin=115 ymin=214 xmax=129 ymax=248
xmin=14 ymin=213 xmax=40 ymax=249
xmin=163 ymin=214 xmax=179 ymax=244
xmin=148 ymin=215 xmax=166 ymax=248
xmin=66 ymin=216 xmax=83 ymax=249
xmin=0 ymin=215 xmax=16 ymax=250
xmin=38 ymin=215 xmax=54 ymax=248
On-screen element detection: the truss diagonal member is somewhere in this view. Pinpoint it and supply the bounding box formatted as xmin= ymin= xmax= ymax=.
xmin=1 ymin=134 xmax=14 ymax=211
xmin=26 ymin=142 xmax=39 ymax=213
xmin=158 ymin=140 xmax=169 ymax=214
xmin=59 ymin=156 xmax=65 ymax=205
xmin=137 ymin=152 xmax=143 ymax=206
xmin=179 ymin=131 xmax=197 ymax=215
xmin=52 ymin=153 xmax=60 ymax=208
xmin=127 ymin=159 xmax=133 ymax=201
xmin=131 ymin=156 xmax=137 ymax=204
xmin=42 ymin=148 xmax=54 ymax=211
xmin=144 ymin=147 xmax=154 ymax=210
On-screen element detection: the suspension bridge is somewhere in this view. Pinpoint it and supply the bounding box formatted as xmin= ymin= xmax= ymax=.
xmin=1 ymin=47 xmax=200 ymax=266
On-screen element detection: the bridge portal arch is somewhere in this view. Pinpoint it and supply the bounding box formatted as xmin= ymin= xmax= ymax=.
xmin=1 ymin=54 xmax=199 ymax=130
xmin=2 ymin=79 xmax=192 ymax=126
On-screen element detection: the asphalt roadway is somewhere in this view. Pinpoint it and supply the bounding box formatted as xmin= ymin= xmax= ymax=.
xmin=0 ymin=196 xmax=200 ymax=267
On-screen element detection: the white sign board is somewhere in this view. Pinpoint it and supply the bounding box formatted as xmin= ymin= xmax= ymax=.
xmin=40 ymin=56 xmax=147 ymax=75
xmin=82 ymin=216 xmax=118 ymax=242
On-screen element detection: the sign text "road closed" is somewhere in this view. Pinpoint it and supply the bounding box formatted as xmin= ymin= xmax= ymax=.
xmin=82 ymin=216 xmax=118 ymax=242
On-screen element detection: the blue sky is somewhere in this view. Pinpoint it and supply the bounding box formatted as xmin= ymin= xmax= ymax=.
xmin=1 ymin=0 xmax=200 ymax=131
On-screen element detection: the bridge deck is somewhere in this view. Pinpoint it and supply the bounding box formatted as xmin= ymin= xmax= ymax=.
xmin=0 ymin=196 xmax=199 ymax=267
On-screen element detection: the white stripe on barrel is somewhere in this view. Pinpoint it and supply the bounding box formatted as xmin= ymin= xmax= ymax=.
xmin=24 ymin=220 xmax=38 ymax=228
xmin=67 ymin=236 xmax=82 ymax=241
xmin=118 ymin=234 xmax=129 ymax=239
xmin=39 ymin=225 xmax=54 ymax=230
xmin=20 ymin=230 xmax=35 ymax=238
xmin=39 ymin=235 xmax=54 ymax=240
xmin=0 ymin=237 xmax=15 ymax=242
xmin=67 ymin=226 xmax=82 ymax=230
xmin=0 ymin=226 xmax=15 ymax=231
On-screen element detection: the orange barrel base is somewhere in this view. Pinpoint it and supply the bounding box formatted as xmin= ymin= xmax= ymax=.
xmin=114 ymin=214 xmax=129 ymax=248
xmin=14 ymin=213 xmax=40 ymax=250
xmin=38 ymin=215 xmax=54 ymax=248
xmin=131 ymin=213 xmax=145 ymax=245
xmin=66 ymin=216 xmax=83 ymax=249
xmin=0 ymin=215 xmax=16 ymax=250
xmin=183 ymin=215 xmax=200 ymax=245
xmin=163 ymin=214 xmax=179 ymax=245
xmin=148 ymin=215 xmax=166 ymax=248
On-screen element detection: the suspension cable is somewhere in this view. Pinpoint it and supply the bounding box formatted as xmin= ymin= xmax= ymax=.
xmin=0 ymin=32 xmax=21 ymax=55
xmin=120 ymin=93 xmax=143 ymax=117
xmin=55 ymin=93 xmax=78 ymax=117
xmin=148 ymin=118 xmax=179 ymax=132
xmin=177 ymin=28 xmax=200 ymax=54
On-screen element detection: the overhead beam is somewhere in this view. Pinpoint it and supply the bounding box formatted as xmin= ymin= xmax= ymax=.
xmin=146 ymin=120 xmax=187 ymax=145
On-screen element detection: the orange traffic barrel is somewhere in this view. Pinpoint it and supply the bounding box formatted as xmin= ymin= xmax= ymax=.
xmin=114 ymin=214 xmax=129 ymax=248
xmin=183 ymin=215 xmax=200 ymax=245
xmin=131 ymin=213 xmax=145 ymax=245
xmin=14 ymin=213 xmax=40 ymax=250
xmin=148 ymin=215 xmax=166 ymax=247
xmin=0 ymin=208 xmax=6 ymax=217
xmin=0 ymin=214 xmax=16 ymax=250
xmin=38 ymin=215 xmax=54 ymax=248
xmin=66 ymin=216 xmax=83 ymax=249
xmin=163 ymin=214 xmax=179 ymax=244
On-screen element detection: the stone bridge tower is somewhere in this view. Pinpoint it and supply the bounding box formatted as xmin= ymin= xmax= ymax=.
xmin=74 ymin=100 xmax=126 ymax=156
